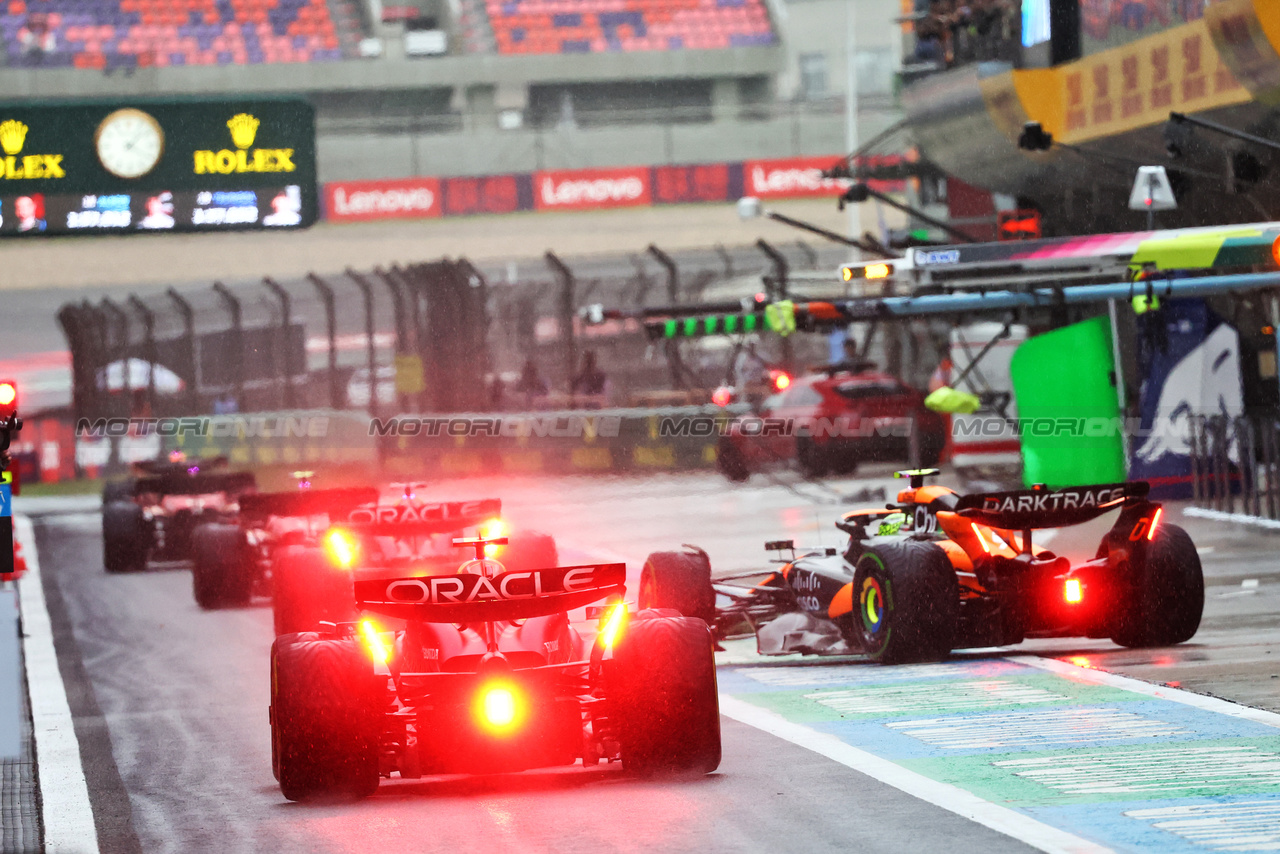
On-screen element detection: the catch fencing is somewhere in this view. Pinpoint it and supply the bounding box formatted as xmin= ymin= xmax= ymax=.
xmin=1188 ymin=413 xmax=1280 ymax=518
xmin=52 ymin=240 xmax=845 ymax=478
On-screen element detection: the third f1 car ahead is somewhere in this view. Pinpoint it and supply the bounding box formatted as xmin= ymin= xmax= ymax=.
xmin=269 ymin=531 xmax=720 ymax=801
xmin=641 ymin=470 xmax=1204 ymax=663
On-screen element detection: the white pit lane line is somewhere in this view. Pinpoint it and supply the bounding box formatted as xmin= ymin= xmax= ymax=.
xmin=14 ymin=514 xmax=101 ymax=854
xmin=717 ymin=694 xmax=1113 ymax=854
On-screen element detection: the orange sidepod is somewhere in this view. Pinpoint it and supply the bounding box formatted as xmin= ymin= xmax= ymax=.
xmin=829 ymin=582 xmax=854 ymax=619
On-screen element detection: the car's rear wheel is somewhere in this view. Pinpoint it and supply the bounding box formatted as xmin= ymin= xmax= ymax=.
xmin=271 ymin=632 xmax=381 ymax=801
xmin=191 ymin=523 xmax=253 ymax=609
xmin=716 ymin=437 xmax=750 ymax=482
xmin=102 ymin=502 xmax=147 ymax=573
xmin=101 ymin=479 xmax=134 ymax=506
xmin=611 ymin=611 xmax=720 ymax=776
xmin=851 ymin=538 xmax=958 ymax=664
xmin=639 ymin=548 xmax=716 ymax=625
xmin=796 ymin=437 xmax=829 ymax=478
xmin=273 ymin=546 xmax=353 ymax=636
xmin=1111 ymin=522 xmax=1203 ymax=648
xmin=500 ymin=531 xmax=558 ymax=573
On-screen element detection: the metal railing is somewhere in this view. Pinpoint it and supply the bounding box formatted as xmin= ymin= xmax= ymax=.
xmin=1189 ymin=413 xmax=1280 ymax=518
xmin=56 ymin=239 xmax=844 ymax=424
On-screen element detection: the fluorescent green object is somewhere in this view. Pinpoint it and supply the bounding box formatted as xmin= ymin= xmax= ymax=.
xmin=1131 ymin=294 xmax=1160 ymax=314
xmin=925 ymin=386 xmax=981 ymax=414
xmin=1009 ymin=316 xmax=1127 ymax=488
xmin=877 ymin=512 xmax=906 ymax=536
xmin=1129 ymin=227 xmax=1260 ymax=271
xmin=765 ymin=301 xmax=796 ymax=337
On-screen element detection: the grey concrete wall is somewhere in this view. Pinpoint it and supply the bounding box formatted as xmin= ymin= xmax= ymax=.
xmin=0 ymin=47 xmax=784 ymax=100
xmin=319 ymin=107 xmax=902 ymax=181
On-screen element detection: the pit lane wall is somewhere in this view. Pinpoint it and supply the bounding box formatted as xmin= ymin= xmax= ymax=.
xmin=93 ymin=406 xmax=746 ymax=483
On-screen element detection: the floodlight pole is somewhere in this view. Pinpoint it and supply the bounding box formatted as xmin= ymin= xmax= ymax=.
xmin=842 ymin=183 xmax=979 ymax=243
xmin=763 ymin=209 xmax=892 ymax=255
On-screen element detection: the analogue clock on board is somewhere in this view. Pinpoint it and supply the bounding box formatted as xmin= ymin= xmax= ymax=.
xmin=94 ymin=108 xmax=165 ymax=179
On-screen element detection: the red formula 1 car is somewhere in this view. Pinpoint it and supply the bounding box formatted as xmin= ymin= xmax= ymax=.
xmin=102 ymin=456 xmax=256 ymax=573
xmin=187 ymin=476 xmax=379 ymax=610
xmin=715 ymin=369 xmax=947 ymax=481
xmin=269 ymin=487 xmax=557 ymax=635
xmin=269 ymin=531 xmax=721 ymax=801
xmin=642 ymin=471 xmax=1204 ymax=664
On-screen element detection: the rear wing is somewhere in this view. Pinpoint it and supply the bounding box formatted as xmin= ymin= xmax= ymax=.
xmin=239 ymin=487 xmax=379 ymax=522
xmin=342 ymin=498 xmax=502 ymax=537
xmin=954 ymin=481 xmax=1150 ymax=530
xmin=131 ymin=456 xmax=228 ymax=476
xmin=354 ymin=562 xmax=625 ymax=622
xmin=132 ymin=470 xmax=257 ymax=497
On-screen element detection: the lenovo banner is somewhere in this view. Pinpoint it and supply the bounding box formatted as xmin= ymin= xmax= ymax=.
xmin=534 ymin=167 xmax=651 ymax=211
xmin=325 ymin=177 xmax=442 ymax=222
xmin=743 ymin=156 xmax=851 ymax=199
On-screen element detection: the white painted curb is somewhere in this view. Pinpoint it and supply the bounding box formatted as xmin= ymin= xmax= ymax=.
xmin=14 ymin=514 xmax=100 ymax=854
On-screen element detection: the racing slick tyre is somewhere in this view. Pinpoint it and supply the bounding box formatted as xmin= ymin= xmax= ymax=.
xmin=716 ymin=438 xmax=750 ymax=483
xmin=1111 ymin=523 xmax=1204 ymax=649
xmin=191 ymin=523 xmax=253 ymax=609
xmin=270 ymin=632 xmax=381 ymax=801
xmin=273 ymin=546 xmax=354 ymax=636
xmin=639 ymin=549 xmax=716 ymax=626
xmin=796 ymin=436 xmax=829 ymax=479
xmin=102 ymin=501 xmax=147 ymax=573
xmin=101 ymin=479 xmax=134 ymax=506
xmin=851 ymin=538 xmax=959 ymax=664
xmin=612 ymin=610 xmax=720 ymax=776
xmin=500 ymin=531 xmax=559 ymax=574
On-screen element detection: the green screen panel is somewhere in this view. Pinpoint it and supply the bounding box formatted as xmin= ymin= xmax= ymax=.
xmin=1010 ymin=315 xmax=1127 ymax=488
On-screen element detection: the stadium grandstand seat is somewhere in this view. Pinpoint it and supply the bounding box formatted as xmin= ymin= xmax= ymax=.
xmin=3 ymin=0 xmax=362 ymax=67
xmin=485 ymin=0 xmax=774 ymax=54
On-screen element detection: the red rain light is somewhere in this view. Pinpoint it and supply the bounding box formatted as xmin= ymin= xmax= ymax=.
xmin=1064 ymin=578 xmax=1083 ymax=604
xmin=712 ymin=386 xmax=734 ymax=407
xmin=771 ymin=370 xmax=791 ymax=392
xmin=1147 ymin=506 xmax=1163 ymax=541
xmin=359 ymin=619 xmax=390 ymax=665
xmin=597 ymin=601 xmax=628 ymax=649
xmin=475 ymin=681 xmax=526 ymax=734
xmin=324 ymin=528 xmax=359 ymax=569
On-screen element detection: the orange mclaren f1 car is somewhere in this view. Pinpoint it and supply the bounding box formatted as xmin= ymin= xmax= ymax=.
xmin=639 ymin=469 xmax=1203 ymax=663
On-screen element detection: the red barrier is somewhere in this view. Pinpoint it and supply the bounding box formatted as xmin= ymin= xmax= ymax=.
xmin=653 ymin=163 xmax=732 ymax=204
xmin=534 ymin=167 xmax=651 ymax=211
xmin=325 ymin=177 xmax=443 ymax=222
xmin=443 ymin=174 xmax=524 ymax=215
